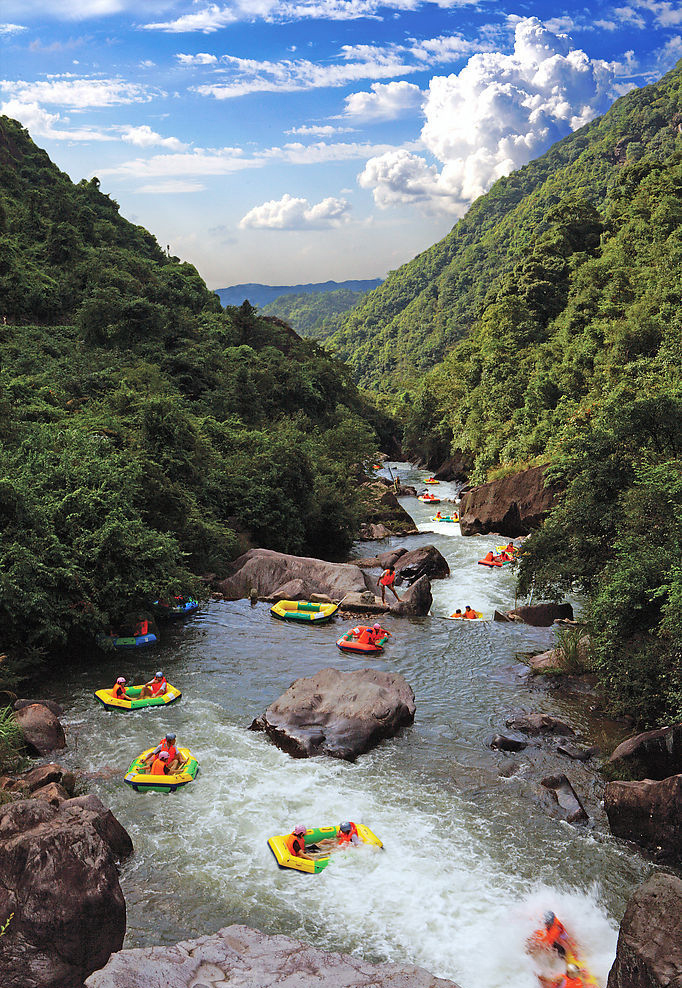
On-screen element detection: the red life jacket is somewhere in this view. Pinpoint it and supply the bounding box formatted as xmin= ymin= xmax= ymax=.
xmin=113 ymin=683 xmax=127 ymax=699
xmin=357 ymin=628 xmax=373 ymax=644
xmin=160 ymin=740 xmax=178 ymax=762
xmin=134 ymin=620 xmax=148 ymax=636
xmin=338 ymin=822 xmax=359 ymax=844
xmin=150 ymin=676 xmax=167 ymax=696
xmin=284 ymin=833 xmax=305 ymax=856
xmin=380 ymin=569 xmax=395 ymax=587
xmin=484 ymin=551 xmax=494 ymax=562
xmin=150 ymin=758 xmax=167 ymax=776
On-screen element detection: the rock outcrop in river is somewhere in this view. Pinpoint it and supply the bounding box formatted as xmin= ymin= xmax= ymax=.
xmin=250 ymin=667 xmax=416 ymax=760
xmin=0 ymin=794 xmax=133 ymax=988
xmin=217 ymin=548 xmax=372 ymax=600
xmin=607 ymin=873 xmax=682 ymax=988
xmin=14 ymin=701 xmax=66 ymax=756
xmin=358 ymin=479 xmax=419 ymax=540
xmin=608 ymin=722 xmax=682 ymax=779
xmin=459 ymin=465 xmax=561 ymax=536
xmin=355 ymin=545 xmax=450 ymax=583
xmin=85 ymin=924 xmax=461 ymax=987
xmin=604 ymin=774 xmax=682 ymax=864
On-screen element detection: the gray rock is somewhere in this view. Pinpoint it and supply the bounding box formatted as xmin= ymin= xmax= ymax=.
xmin=85 ymin=924 xmax=462 ymax=988
xmin=541 ymin=774 xmax=588 ymax=824
xmin=505 ymin=713 xmax=575 ymax=736
xmin=490 ymin=734 xmax=528 ymax=752
xmin=389 ymin=575 xmax=433 ymax=617
xmin=608 ymin=723 xmax=682 ymax=780
xmin=459 ymin=464 xmax=561 ymax=536
xmin=17 ymin=763 xmax=75 ymax=795
xmin=393 ymin=545 xmax=450 ymax=584
xmin=505 ymin=603 xmax=574 ymax=627
xmin=557 ymin=743 xmax=598 ymax=762
xmin=249 ymin=667 xmax=415 ymax=761
xmin=14 ymin=703 xmax=66 ymax=756
xmin=14 ymin=699 xmax=64 ymax=717
xmin=32 ymin=781 xmax=70 ymax=806
xmin=604 ymin=774 xmax=682 ymax=864
xmin=217 ymin=548 xmax=372 ymax=601
xmin=607 ymin=873 xmax=682 ymax=988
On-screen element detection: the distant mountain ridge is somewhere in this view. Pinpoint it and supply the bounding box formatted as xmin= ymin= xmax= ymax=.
xmin=215 ymin=279 xmax=382 ymax=308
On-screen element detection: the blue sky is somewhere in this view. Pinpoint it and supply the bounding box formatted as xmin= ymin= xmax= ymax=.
xmin=1 ymin=1 xmax=681 ymax=288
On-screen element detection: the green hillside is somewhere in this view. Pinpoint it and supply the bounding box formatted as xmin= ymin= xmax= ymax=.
xmin=0 ymin=117 xmax=389 ymax=681
xmin=261 ymin=287 xmax=371 ymax=340
xmin=332 ymin=62 xmax=682 ymax=392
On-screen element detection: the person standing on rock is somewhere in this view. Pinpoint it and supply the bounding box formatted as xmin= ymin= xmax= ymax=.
xmin=378 ymin=565 xmax=401 ymax=604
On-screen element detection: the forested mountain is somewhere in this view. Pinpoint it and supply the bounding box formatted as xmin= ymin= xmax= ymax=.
xmin=332 ymin=62 xmax=682 ymax=393
xmin=216 ymin=279 xmax=381 ymax=308
xmin=261 ymin=287 xmax=372 ymax=340
xmin=0 ymin=116 xmax=390 ymax=681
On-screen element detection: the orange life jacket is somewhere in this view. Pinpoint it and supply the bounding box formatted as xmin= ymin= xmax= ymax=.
xmin=150 ymin=758 xmax=167 ymax=776
xmin=159 ymin=740 xmax=178 ymax=763
xmin=284 ymin=832 xmax=305 ymax=856
xmin=484 ymin=551 xmax=494 ymax=561
xmin=464 ymin=609 xmax=477 ymax=619
xmin=556 ymin=978 xmax=583 ymax=988
xmin=337 ymin=822 xmax=359 ymax=844
xmin=113 ymin=683 xmax=127 ymax=699
xmin=357 ymin=628 xmax=374 ymax=644
xmin=150 ymin=676 xmax=167 ymax=696
xmin=540 ymin=917 xmax=569 ymax=950
xmin=380 ymin=569 xmax=395 ymax=587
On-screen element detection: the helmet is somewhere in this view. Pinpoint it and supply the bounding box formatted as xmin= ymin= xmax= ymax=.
xmin=155 ymin=671 xmax=163 ymax=678
xmin=373 ymin=623 xmax=381 ymax=630
xmin=116 ymin=677 xmax=126 ymax=684
xmin=339 ymin=822 xmax=351 ymax=833
xmin=293 ymin=824 xmax=306 ymax=835
xmin=566 ymin=965 xmax=579 ymax=977
xmin=543 ymin=911 xmax=556 ymax=927
xmin=159 ymin=751 xmax=170 ymax=760
xmin=165 ymin=733 xmax=176 ymax=742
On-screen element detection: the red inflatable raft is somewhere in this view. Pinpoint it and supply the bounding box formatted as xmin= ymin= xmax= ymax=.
xmin=336 ymin=626 xmax=390 ymax=654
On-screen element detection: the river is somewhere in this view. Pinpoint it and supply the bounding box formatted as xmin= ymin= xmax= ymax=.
xmin=45 ymin=462 xmax=652 ymax=987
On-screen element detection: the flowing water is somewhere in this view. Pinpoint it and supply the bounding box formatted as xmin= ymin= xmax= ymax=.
xmin=45 ymin=463 xmax=653 ymax=987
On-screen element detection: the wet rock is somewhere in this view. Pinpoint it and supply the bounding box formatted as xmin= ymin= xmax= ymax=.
xmin=14 ymin=702 xmax=66 ymax=756
xmin=0 ymin=795 xmax=132 ymax=988
xmin=493 ymin=609 xmax=513 ymax=622
xmin=358 ymin=481 xmax=419 ymax=539
xmin=459 ymin=464 xmax=561 ymax=537
xmin=490 ymin=734 xmax=528 ymax=752
xmin=505 ymin=712 xmax=575 ymax=736
xmin=540 ymin=774 xmax=588 ymax=824
xmin=397 ymin=484 xmax=418 ymax=497
xmin=504 ymin=603 xmax=574 ymax=627
xmin=338 ymin=592 xmax=390 ymax=614
xmin=310 ymin=592 xmax=333 ymax=604
xmin=557 ymin=743 xmax=598 ymax=762
xmin=354 ymin=548 xmax=407 ymax=569
xmin=497 ymin=759 xmax=520 ymax=778
xmin=216 ymin=548 xmax=372 ymax=601
xmin=17 ymin=763 xmax=75 ymax=795
xmin=393 ymin=545 xmax=450 ymax=584
xmin=32 ymin=781 xmax=70 ymax=806
xmin=607 ymin=873 xmax=682 ymax=988
xmin=249 ymin=667 xmax=415 ymax=761
xmin=85 ymin=924 xmax=462 ymax=988
xmin=604 ymin=774 xmax=682 ymax=864
xmin=14 ymin=698 xmax=64 ymax=717
xmin=608 ymin=722 xmax=682 ymax=780
xmin=390 ymin=575 xmax=433 ymax=617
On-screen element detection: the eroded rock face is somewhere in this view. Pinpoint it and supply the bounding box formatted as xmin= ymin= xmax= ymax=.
xmin=540 ymin=774 xmax=588 ymax=824
xmin=505 ymin=603 xmax=574 ymax=627
xmin=14 ymin=703 xmax=66 ymax=756
xmin=608 ymin=723 xmax=682 ymax=780
xmin=217 ymin=548 xmax=372 ymax=601
xmin=358 ymin=481 xmax=419 ymax=539
xmin=250 ymin=667 xmax=416 ymax=761
xmin=459 ymin=465 xmax=561 ymax=537
xmin=607 ymin=873 xmax=682 ymax=988
xmin=390 ymin=574 xmax=433 ymax=616
xmin=433 ymin=454 xmax=471 ymax=482
xmin=85 ymin=924 xmax=462 ymax=988
xmin=393 ymin=545 xmax=450 ymax=584
xmin=604 ymin=774 xmax=682 ymax=864
xmin=0 ymin=795 xmax=133 ymax=988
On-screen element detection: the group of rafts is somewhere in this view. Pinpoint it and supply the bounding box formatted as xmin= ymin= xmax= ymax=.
xmin=94 ymin=597 xmax=200 ymax=793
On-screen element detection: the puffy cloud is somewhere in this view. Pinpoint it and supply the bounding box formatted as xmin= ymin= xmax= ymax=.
xmin=0 ymin=98 xmax=115 ymax=141
xmin=634 ymin=0 xmax=682 ymax=26
xmin=239 ymin=192 xmax=351 ymax=229
xmin=611 ymin=6 xmax=647 ymax=28
xmin=358 ymin=149 xmax=444 ymax=208
xmin=360 ymin=17 xmax=617 ymax=213
xmin=99 ymin=146 xmax=264 ymax=179
xmin=143 ymin=4 xmax=239 ymax=32
xmin=344 ymin=81 xmax=424 ymax=120
xmin=0 ymin=76 xmax=154 ymax=108
xmin=119 ymin=124 xmax=187 ymax=150
xmin=176 ymin=52 xmax=218 ymax=65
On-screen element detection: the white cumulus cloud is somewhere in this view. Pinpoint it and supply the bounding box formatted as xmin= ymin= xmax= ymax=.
xmin=240 ymin=192 xmax=351 ymax=229
xmin=344 ymin=80 xmax=424 ymax=120
xmin=119 ymin=124 xmax=187 ymax=150
xmin=0 ymin=99 xmax=115 ymax=141
xmin=358 ymin=149 xmax=444 ymax=207
xmin=360 ymin=17 xmax=617 ymax=213
xmin=0 ymin=76 xmax=154 ymax=108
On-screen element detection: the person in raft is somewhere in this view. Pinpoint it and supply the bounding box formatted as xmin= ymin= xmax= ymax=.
xmin=483 ymin=550 xmax=495 ymax=563
xmin=463 ymin=606 xmax=478 ymax=619
xmin=377 ymin=565 xmax=401 ymax=603
xmin=451 ymin=609 xmax=463 ymax=618
xmin=143 ymin=732 xmax=187 ymax=774
xmin=435 ymin=510 xmax=442 ymax=519
xmin=356 ymin=623 xmax=388 ymax=645
xmin=139 ymin=670 xmax=167 ymax=699
xmin=336 ymin=821 xmax=360 ymax=846
xmin=284 ymin=824 xmax=315 ymax=860
xmin=112 ymin=676 xmax=128 ymax=699
xmin=539 ymin=964 xmax=585 ymax=988
xmin=529 ymin=911 xmax=571 ymax=957
xmin=147 ymin=750 xmax=170 ymax=776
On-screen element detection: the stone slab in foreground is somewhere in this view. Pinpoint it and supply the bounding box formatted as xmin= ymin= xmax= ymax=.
xmin=86 ymin=924 xmax=461 ymax=988
xmin=250 ymin=666 xmax=415 ymax=760
xmin=607 ymin=873 xmax=682 ymax=988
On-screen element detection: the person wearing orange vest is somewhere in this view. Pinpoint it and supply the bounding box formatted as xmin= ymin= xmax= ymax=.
xmin=283 ymin=824 xmax=314 ymax=860
xmin=377 ymin=565 xmax=401 ymax=604
xmin=149 ymin=751 xmax=170 ymax=775
xmin=545 ymin=964 xmax=583 ymax=988
xmin=133 ymin=619 xmax=149 ymax=637
xmin=336 ymin=821 xmax=360 ymax=846
xmin=532 ymin=911 xmax=571 ymax=956
xmin=463 ymin=606 xmax=478 ymax=619
xmin=451 ymin=609 xmax=463 ymax=618
xmin=483 ymin=550 xmax=495 ymax=563
xmin=112 ymin=677 xmax=128 ymax=699
xmin=356 ymin=627 xmax=375 ymax=645
xmin=505 ymin=543 xmax=516 ymax=554
xmin=140 ymin=670 xmax=168 ymax=699
xmin=143 ymin=733 xmax=186 ymax=774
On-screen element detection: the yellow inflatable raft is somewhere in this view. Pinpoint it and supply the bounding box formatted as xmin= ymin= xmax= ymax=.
xmin=94 ymin=683 xmax=181 ymax=711
xmin=270 ymin=600 xmax=338 ymax=623
xmin=124 ymin=747 xmax=199 ymax=792
xmin=268 ymin=823 xmax=383 ymax=873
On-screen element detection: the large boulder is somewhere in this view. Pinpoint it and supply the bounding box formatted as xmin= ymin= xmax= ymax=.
xmin=354 ymin=548 xmax=408 ymax=569
xmin=393 ymin=545 xmax=450 ymax=584
xmin=390 ymin=574 xmax=433 ymax=616
xmin=459 ymin=464 xmax=561 ymax=536
xmin=607 ymin=873 xmax=682 ymax=988
xmin=504 ymin=603 xmax=574 ymax=626
xmin=505 ymin=712 xmax=575 ymax=736
xmin=608 ymin=723 xmax=682 ymax=780
xmin=249 ymin=667 xmax=416 ymax=761
xmin=433 ymin=453 xmax=471 ymax=482
xmin=216 ymin=548 xmax=372 ymax=601
xmin=14 ymin=703 xmax=66 ymax=756
xmin=0 ymin=795 xmax=132 ymax=988
xmin=86 ymin=924 xmax=461 ymax=988
xmin=604 ymin=774 xmax=682 ymax=864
